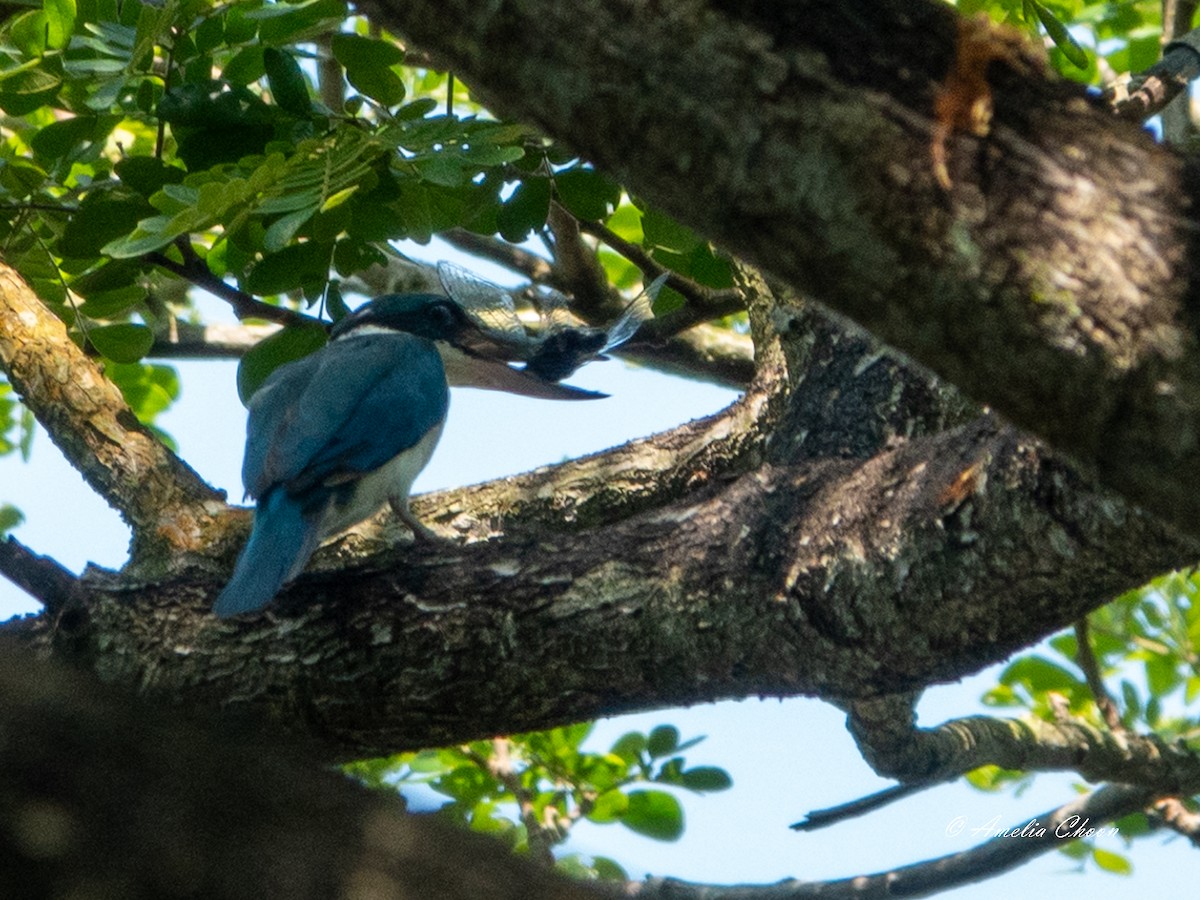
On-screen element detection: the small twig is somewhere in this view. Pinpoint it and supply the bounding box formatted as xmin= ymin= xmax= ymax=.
xmin=574 ymin=215 xmax=744 ymax=337
xmin=149 ymin=252 xmax=320 ymax=330
xmin=791 ymin=782 xmax=929 ymax=831
xmin=0 ymin=536 xmax=79 ymax=614
xmin=1075 ymin=617 xmax=1126 ymax=733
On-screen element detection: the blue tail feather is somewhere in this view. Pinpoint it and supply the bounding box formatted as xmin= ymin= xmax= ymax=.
xmin=213 ymin=489 xmax=321 ymax=618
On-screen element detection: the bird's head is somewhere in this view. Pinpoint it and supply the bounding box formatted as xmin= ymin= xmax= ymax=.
xmin=331 ymin=293 xmax=605 ymax=400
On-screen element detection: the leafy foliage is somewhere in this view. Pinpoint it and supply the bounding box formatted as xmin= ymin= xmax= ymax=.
xmin=344 ymin=722 xmax=730 ymax=877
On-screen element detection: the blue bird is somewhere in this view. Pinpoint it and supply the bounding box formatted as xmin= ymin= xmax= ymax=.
xmin=214 ymin=292 xmax=598 ymax=618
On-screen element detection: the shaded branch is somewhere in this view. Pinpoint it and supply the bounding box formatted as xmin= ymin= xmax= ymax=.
xmin=0 ymin=647 xmax=607 ymax=900
xmin=0 ymin=536 xmax=77 ymax=613
xmin=149 ymin=250 xmax=319 ymax=330
xmin=0 ymin=644 xmax=1170 ymax=900
xmin=149 ymin=321 xmax=280 ymax=359
xmin=575 ymin=215 xmax=745 ymax=339
xmin=1075 ymin=617 xmax=1125 ymax=733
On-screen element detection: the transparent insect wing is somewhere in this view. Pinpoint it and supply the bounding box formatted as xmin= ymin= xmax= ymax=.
xmin=530 ymin=285 xmax=577 ymax=333
xmin=600 ymin=272 xmax=667 ymax=353
xmin=436 ymin=261 xmax=529 ymax=346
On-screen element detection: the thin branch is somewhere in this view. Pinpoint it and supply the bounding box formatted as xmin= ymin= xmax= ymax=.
xmin=575 ymin=215 xmax=745 ymax=337
xmin=465 ymin=739 xmax=558 ymax=868
xmin=1075 ymin=617 xmax=1126 ymax=733
xmin=0 ymin=536 xmax=78 ymax=614
xmin=637 ymin=785 xmax=1157 ymax=899
xmin=149 ymin=251 xmax=319 ymax=330
xmin=790 ymin=782 xmax=927 ymax=831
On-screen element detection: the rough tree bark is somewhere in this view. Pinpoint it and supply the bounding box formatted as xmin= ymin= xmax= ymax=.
xmin=3 ymin=0 xmax=1199 ymax=895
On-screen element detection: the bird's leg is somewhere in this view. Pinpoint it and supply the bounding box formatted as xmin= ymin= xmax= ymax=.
xmin=389 ymin=497 xmax=446 ymax=543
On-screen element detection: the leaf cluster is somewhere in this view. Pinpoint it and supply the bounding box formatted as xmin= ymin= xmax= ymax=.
xmin=344 ymin=721 xmax=731 ymax=879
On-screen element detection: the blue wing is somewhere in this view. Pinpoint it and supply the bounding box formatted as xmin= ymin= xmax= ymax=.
xmin=242 ymin=332 xmax=449 ymax=501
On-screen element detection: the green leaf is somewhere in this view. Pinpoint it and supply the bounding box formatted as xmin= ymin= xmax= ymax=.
xmin=999 ymin=655 xmax=1083 ymax=694
xmin=621 ymin=790 xmax=684 ymax=841
xmin=347 ymin=66 xmax=406 ymax=107
xmin=332 ymin=238 xmax=386 ymax=276
xmin=609 ymin=731 xmax=647 ymax=764
xmin=677 ymin=766 xmax=732 ymax=792
xmin=1091 ymin=847 xmax=1132 ymax=875
xmin=10 ymin=11 xmax=50 ymax=56
xmin=222 ymin=46 xmax=266 ymax=85
xmin=60 ymin=192 xmax=153 ymax=259
xmin=245 ymin=242 xmax=331 ymax=295
xmin=0 ymin=504 xmax=24 ymax=536
xmin=331 ymin=33 xmax=405 ymax=68
xmin=647 ymin=725 xmax=679 ymax=759
xmin=263 ymin=206 xmax=317 ymax=253
xmin=194 ymin=14 xmax=224 ymax=54
xmin=1028 ymin=0 xmax=1088 ymax=69
xmin=0 ymin=63 xmax=63 ymax=115
xmin=263 ymin=47 xmax=311 ymax=116
xmin=496 ymin=177 xmax=550 ymax=242
xmin=106 ymin=362 xmax=180 ymax=425
xmin=43 ymin=0 xmax=76 ymax=50
xmin=236 ymin=324 xmax=327 ymax=404
xmin=76 ymin=285 xmax=147 ymax=319
xmin=0 ymin=159 xmax=48 ymax=199
xmin=555 ymin=168 xmax=620 ymax=220
xmin=591 ymin=856 xmax=628 ymax=882
xmin=1144 ymin=654 xmax=1180 ymax=698
xmin=87 ymin=323 xmax=154 ymax=364
xmin=586 ymin=789 xmax=629 ymax=823
xmin=114 ymin=157 xmax=186 ymax=198
xmin=641 ymin=207 xmax=700 ymax=254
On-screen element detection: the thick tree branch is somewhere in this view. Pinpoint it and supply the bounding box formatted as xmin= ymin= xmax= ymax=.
xmin=371 ymin=0 xmax=1200 ymax=538
xmin=7 ymin=414 xmax=1191 ymax=761
xmin=0 ymin=263 xmax=224 ymax=561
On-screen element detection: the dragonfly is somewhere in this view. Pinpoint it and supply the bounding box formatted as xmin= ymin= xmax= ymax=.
xmin=436 ymin=261 xmax=668 ymax=383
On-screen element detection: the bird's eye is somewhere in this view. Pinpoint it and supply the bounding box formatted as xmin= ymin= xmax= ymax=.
xmin=427 ymin=301 xmax=457 ymax=332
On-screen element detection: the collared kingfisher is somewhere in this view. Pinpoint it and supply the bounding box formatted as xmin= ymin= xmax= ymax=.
xmin=213 ymin=292 xmax=600 ymax=618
